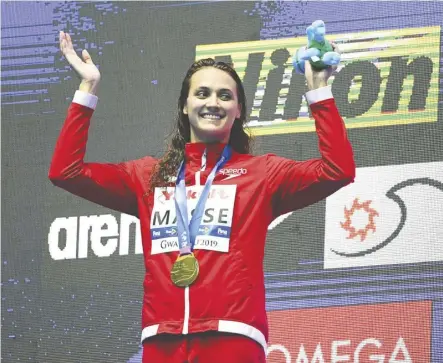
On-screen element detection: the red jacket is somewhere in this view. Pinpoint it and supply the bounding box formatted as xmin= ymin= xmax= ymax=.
xmin=48 ymin=87 xmax=355 ymax=352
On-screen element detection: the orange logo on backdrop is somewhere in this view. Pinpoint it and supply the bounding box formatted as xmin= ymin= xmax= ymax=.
xmin=266 ymin=301 xmax=431 ymax=362
xmin=340 ymin=198 xmax=379 ymax=242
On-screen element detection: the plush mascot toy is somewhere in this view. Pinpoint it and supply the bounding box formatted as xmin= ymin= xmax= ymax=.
xmin=293 ymin=20 xmax=341 ymax=74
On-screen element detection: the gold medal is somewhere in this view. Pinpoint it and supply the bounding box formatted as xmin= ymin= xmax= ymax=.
xmin=171 ymin=253 xmax=199 ymax=287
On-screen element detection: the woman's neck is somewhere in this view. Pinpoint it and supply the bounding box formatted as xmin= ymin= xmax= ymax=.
xmin=189 ymin=132 xmax=229 ymax=144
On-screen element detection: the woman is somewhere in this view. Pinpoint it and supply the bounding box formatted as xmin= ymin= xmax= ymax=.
xmin=49 ymin=31 xmax=355 ymax=362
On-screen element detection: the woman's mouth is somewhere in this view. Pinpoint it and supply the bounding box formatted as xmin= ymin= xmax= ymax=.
xmin=199 ymin=113 xmax=223 ymax=120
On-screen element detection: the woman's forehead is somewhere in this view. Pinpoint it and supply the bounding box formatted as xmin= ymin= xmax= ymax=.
xmin=190 ymin=67 xmax=237 ymax=90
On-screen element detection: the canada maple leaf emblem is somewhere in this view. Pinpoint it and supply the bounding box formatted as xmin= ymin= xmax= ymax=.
xmin=340 ymin=198 xmax=379 ymax=242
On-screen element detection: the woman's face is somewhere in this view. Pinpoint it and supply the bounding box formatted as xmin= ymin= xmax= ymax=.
xmin=184 ymin=67 xmax=241 ymax=144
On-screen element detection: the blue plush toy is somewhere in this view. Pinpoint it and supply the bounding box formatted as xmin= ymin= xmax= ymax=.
xmin=293 ymin=20 xmax=341 ymax=74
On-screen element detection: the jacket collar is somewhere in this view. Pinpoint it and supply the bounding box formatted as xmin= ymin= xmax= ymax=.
xmin=184 ymin=142 xmax=227 ymax=170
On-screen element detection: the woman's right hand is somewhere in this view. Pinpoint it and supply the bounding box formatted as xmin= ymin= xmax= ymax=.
xmin=59 ymin=31 xmax=101 ymax=95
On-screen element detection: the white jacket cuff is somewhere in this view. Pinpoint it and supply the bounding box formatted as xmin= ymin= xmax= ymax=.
xmin=73 ymin=90 xmax=98 ymax=110
xmin=305 ymin=86 xmax=333 ymax=105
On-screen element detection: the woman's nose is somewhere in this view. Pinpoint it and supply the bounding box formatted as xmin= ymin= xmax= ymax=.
xmin=205 ymin=94 xmax=219 ymax=108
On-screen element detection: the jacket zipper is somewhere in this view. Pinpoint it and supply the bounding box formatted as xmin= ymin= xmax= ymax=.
xmin=182 ymin=149 xmax=207 ymax=335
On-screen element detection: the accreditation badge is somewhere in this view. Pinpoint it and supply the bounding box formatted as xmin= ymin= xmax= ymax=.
xmin=150 ymin=185 xmax=237 ymax=255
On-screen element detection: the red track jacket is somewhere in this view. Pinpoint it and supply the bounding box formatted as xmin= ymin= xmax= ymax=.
xmin=48 ymin=86 xmax=355 ymax=352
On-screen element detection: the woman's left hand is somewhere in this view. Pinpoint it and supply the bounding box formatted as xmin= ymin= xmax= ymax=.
xmin=305 ymin=42 xmax=340 ymax=90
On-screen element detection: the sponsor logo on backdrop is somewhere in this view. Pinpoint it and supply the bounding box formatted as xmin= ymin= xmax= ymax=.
xmin=48 ymin=213 xmax=143 ymax=260
xmin=266 ymin=301 xmax=431 ymax=363
xmin=324 ymin=161 xmax=443 ymax=269
xmin=196 ymin=26 xmax=440 ymax=135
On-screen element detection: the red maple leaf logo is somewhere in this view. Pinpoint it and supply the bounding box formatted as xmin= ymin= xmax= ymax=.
xmin=340 ymin=198 xmax=379 ymax=242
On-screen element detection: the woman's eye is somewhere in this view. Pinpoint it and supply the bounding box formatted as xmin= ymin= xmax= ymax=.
xmin=195 ymin=90 xmax=232 ymax=100
xmin=220 ymin=93 xmax=232 ymax=100
xmin=195 ymin=89 xmax=208 ymax=97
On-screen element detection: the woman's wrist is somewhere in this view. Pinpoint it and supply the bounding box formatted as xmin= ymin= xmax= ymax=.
xmin=307 ymin=79 xmax=328 ymax=91
xmin=79 ymin=80 xmax=100 ymax=95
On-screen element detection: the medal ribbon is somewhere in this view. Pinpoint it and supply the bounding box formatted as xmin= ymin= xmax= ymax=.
xmin=174 ymin=145 xmax=231 ymax=255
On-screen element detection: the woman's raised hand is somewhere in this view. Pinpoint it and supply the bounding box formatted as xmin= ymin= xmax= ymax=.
xmin=59 ymin=31 xmax=101 ymax=95
xmin=304 ymin=42 xmax=340 ymax=91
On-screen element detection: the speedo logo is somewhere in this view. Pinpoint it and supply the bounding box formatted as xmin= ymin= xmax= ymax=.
xmin=219 ymin=168 xmax=247 ymax=180
xmin=219 ymin=168 xmax=247 ymax=175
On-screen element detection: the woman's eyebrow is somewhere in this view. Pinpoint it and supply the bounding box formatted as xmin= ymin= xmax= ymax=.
xmin=195 ymin=86 xmax=234 ymax=94
xmin=219 ymin=88 xmax=233 ymax=93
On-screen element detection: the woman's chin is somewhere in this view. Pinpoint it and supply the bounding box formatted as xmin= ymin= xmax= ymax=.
xmin=198 ymin=116 xmax=224 ymax=126
xmin=192 ymin=126 xmax=230 ymax=143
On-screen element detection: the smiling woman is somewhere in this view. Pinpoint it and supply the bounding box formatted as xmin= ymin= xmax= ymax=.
xmin=49 ymin=30 xmax=355 ymax=363
xmin=151 ymin=58 xmax=251 ymax=191
xmin=182 ymin=62 xmax=247 ymax=141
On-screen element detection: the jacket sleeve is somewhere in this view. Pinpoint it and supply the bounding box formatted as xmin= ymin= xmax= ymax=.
xmin=266 ymin=86 xmax=356 ymax=218
xmin=48 ymin=91 xmax=143 ymax=216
